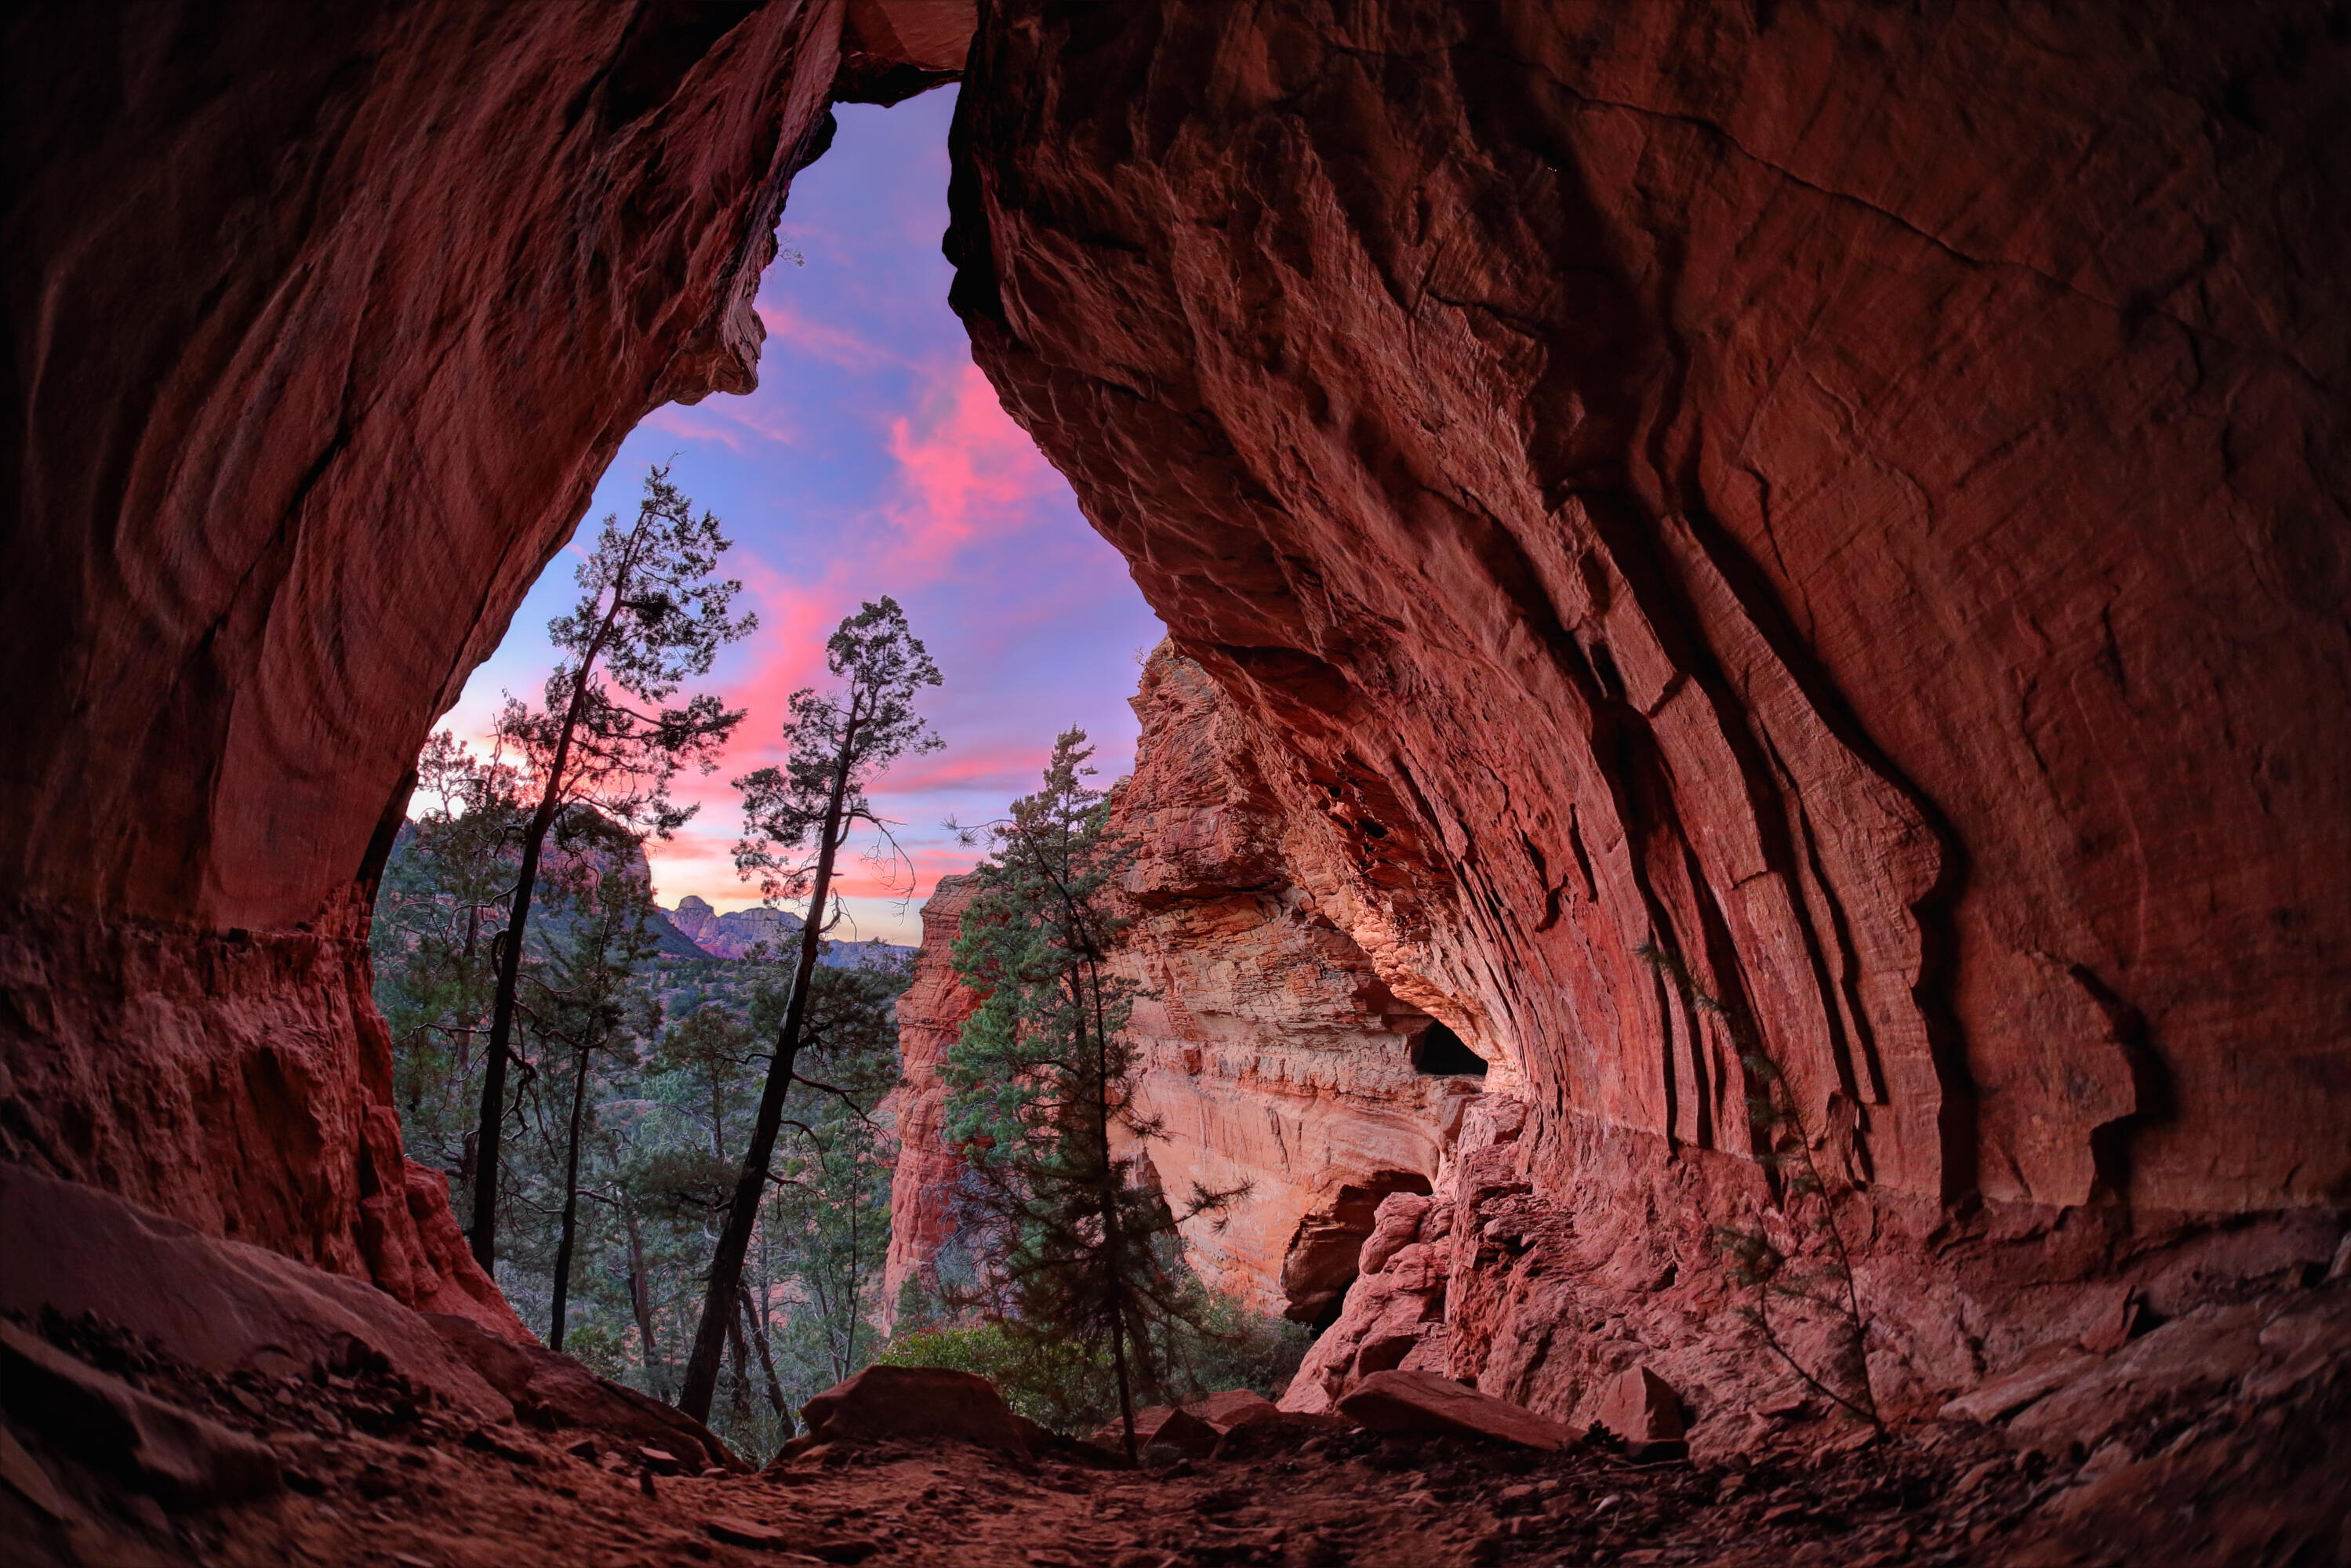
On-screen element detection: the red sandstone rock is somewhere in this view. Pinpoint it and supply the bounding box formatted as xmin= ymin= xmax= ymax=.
xmin=0 ymin=1165 xmax=510 ymax=1424
xmin=1337 ymin=1370 xmax=1575 ymax=1452
xmin=1359 ymin=1192 xmax=1436 ymax=1277
xmin=1090 ymin=1406 xmax=1219 ymax=1459
xmin=0 ymin=1323 xmax=282 ymax=1508
xmin=1184 ymin=1390 xmax=1282 ymax=1434
xmin=0 ymin=0 xmax=851 ymax=1320
xmin=1597 ymin=1367 xmax=1687 ymax=1454
xmin=798 ymin=1365 xmax=1032 ymax=1457
xmin=883 ymin=656 xmax=1476 ymax=1324
xmin=422 ymin=1313 xmax=741 ymax=1473
xmin=878 ymin=873 xmax=986 ymax=1326
xmin=4 ymin=0 xmax=2346 ymax=1499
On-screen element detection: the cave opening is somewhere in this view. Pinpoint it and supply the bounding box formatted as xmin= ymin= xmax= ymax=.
xmin=431 ymin=87 xmax=1163 ymax=950
xmin=1409 ymin=1020 xmax=1487 ymax=1076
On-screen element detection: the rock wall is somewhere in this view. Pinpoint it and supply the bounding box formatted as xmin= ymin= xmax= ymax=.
xmin=939 ymin=0 xmax=2349 ymax=1410
xmin=1109 ymin=651 xmax=1479 ymax=1323
xmin=879 ymin=873 xmax=985 ymax=1323
xmin=948 ymin=2 xmax=2346 ymax=1241
xmin=0 ymin=0 xmax=859 ymax=1320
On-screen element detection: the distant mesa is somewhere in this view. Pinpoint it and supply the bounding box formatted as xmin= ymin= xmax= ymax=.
xmin=658 ymin=895 xmax=912 ymax=970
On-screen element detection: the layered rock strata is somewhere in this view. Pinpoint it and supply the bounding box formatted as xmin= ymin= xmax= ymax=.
xmin=946 ymin=0 xmax=2350 ymax=1376
xmin=878 ymin=874 xmax=985 ymax=1321
xmin=883 ymin=652 xmax=1495 ymax=1327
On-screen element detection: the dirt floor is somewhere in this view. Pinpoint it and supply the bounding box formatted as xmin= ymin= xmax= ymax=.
xmin=11 ymin=1369 xmax=2342 ymax=1568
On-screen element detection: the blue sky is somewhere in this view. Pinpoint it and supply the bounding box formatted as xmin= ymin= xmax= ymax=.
xmin=438 ymin=89 xmax=1164 ymax=943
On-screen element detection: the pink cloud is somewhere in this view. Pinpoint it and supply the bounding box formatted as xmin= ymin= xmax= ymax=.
xmin=878 ymin=360 xmax=1062 ymax=572
xmin=755 ymin=302 xmax=887 ymax=371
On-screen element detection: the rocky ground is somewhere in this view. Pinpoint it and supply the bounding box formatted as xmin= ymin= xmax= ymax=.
xmin=10 ymin=1310 xmax=2346 ymax=1568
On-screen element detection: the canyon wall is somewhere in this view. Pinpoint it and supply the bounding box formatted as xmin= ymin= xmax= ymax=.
xmin=883 ymin=648 xmax=1492 ymax=1328
xmin=936 ymin=0 xmax=2350 ymax=1410
xmin=0 ymin=0 xmax=867 ymax=1322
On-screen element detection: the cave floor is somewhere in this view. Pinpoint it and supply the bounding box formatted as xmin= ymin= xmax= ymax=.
xmin=17 ymin=1392 xmax=2334 ymax=1568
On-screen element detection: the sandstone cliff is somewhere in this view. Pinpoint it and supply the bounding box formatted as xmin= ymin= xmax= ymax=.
xmin=946 ymin=0 xmax=2349 ymax=1380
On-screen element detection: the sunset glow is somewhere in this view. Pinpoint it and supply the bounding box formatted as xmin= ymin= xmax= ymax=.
xmin=437 ymin=91 xmax=1163 ymax=942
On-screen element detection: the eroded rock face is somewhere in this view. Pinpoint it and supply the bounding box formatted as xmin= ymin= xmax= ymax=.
xmin=881 ymin=654 xmax=1487 ymax=1324
xmin=947 ymin=0 xmax=2348 ymax=1314
xmin=949 ymin=0 xmax=2351 ymax=1221
xmin=878 ymin=873 xmax=986 ymax=1321
xmin=0 ymin=1 xmax=852 ymax=1314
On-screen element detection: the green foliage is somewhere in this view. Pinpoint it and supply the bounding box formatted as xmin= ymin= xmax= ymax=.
xmin=876 ymin=1291 xmax=1309 ymax=1437
xmin=940 ymin=730 xmax=1245 ymax=1448
xmin=468 ymin=465 xmax=758 ymax=1268
xmin=374 ymin=747 xmax=914 ymax=1462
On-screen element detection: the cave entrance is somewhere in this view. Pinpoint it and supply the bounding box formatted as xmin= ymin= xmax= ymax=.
xmin=1277 ymin=1169 xmax=1433 ymax=1328
xmin=1410 ymin=1020 xmax=1487 ymax=1076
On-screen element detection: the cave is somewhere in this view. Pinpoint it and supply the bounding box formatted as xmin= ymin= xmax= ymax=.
xmin=1407 ymin=1022 xmax=1487 ymax=1078
xmin=4 ymin=2 xmax=2347 ymax=1562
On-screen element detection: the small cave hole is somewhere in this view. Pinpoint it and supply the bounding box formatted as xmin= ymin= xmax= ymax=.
xmin=1409 ymin=1021 xmax=1487 ymax=1076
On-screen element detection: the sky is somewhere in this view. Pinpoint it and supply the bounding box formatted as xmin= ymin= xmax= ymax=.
xmin=435 ymin=89 xmax=1164 ymax=945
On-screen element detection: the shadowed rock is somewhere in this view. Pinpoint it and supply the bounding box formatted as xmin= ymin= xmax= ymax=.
xmin=1338 ymin=1370 xmax=1576 ymax=1451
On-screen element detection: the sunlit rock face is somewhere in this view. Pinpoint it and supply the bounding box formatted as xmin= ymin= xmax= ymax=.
xmin=879 ymin=874 xmax=985 ymax=1324
xmin=879 ymin=659 xmax=1477 ymax=1327
xmin=947 ymin=0 xmax=2349 ymax=1399
xmin=0 ymin=1 xmax=852 ymax=1319
xmin=1110 ymin=651 xmax=1477 ymax=1324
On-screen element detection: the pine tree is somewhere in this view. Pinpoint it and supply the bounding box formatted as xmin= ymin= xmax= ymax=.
xmin=467 ymin=464 xmax=755 ymax=1270
xmin=942 ymin=729 xmax=1241 ymax=1461
xmin=677 ymin=597 xmax=941 ymax=1421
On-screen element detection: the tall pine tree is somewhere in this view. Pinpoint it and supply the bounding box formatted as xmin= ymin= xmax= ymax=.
xmin=468 ymin=464 xmax=754 ymax=1269
xmin=943 ymin=730 xmax=1239 ymax=1461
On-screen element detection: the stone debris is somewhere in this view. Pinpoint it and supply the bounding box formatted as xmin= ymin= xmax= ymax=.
xmin=0 ymin=1322 xmax=281 ymax=1507
xmin=1596 ymin=1367 xmax=1686 ymax=1459
xmin=1337 ymin=1370 xmax=1576 ymax=1451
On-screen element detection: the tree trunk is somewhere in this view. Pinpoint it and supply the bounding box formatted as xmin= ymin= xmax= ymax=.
xmin=740 ymin=1281 xmax=791 ymax=1431
xmin=466 ymin=560 xmax=633 ymax=1269
xmin=547 ymin=1041 xmax=594 ymax=1349
xmin=620 ymin=1192 xmax=667 ymax=1400
xmin=1089 ymin=958 xmax=1138 ymax=1465
xmin=678 ymin=711 xmax=863 ymax=1421
xmin=726 ymin=1308 xmax=752 ymax=1422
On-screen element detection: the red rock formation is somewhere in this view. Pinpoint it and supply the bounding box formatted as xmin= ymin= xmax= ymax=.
xmin=0 ymin=1 xmax=861 ymax=1325
xmin=879 ymin=873 xmax=983 ymax=1322
xmin=881 ymin=652 xmax=1491 ymax=1324
xmin=947 ymin=0 xmax=2349 ymax=1382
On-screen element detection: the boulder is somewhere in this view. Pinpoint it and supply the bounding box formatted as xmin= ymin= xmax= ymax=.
xmin=1357 ymin=1193 xmax=1433 ymax=1277
xmin=1336 ymin=1370 xmax=1575 ymax=1451
xmin=1596 ymin=1367 xmax=1686 ymax=1458
xmin=0 ymin=1323 xmax=280 ymax=1507
xmin=798 ymin=1365 xmax=1032 ymax=1456
xmin=1089 ymin=1405 xmax=1219 ymax=1459
xmin=1183 ymin=1389 xmax=1281 ymax=1433
xmin=0 ymin=1167 xmax=511 ymax=1425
